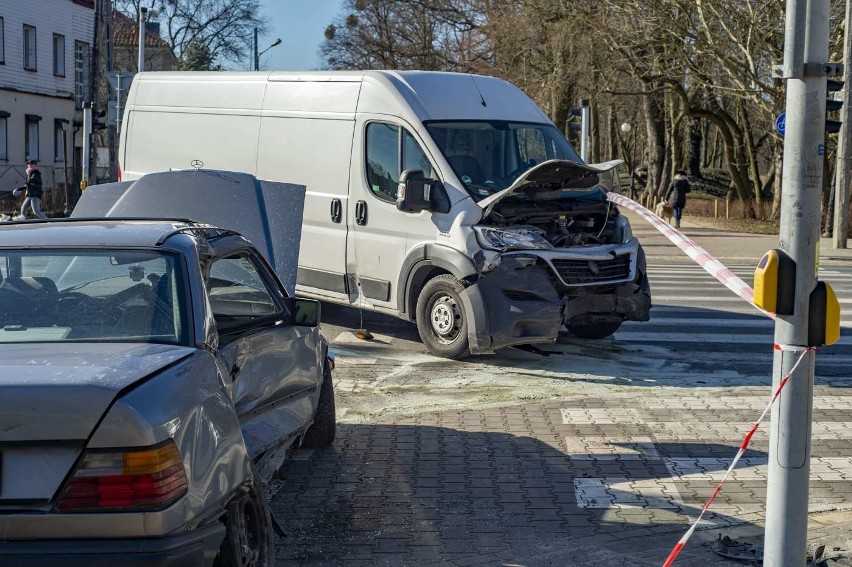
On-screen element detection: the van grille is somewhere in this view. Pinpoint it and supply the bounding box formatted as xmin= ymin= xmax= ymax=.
xmin=550 ymin=255 xmax=631 ymax=286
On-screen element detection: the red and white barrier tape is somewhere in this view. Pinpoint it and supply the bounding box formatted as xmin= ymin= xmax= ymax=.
xmin=603 ymin=194 xmax=813 ymax=565
xmin=606 ymin=193 xmax=775 ymax=320
xmin=661 ymin=346 xmax=814 ymax=567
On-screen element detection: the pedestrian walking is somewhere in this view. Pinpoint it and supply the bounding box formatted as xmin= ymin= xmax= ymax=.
xmin=14 ymin=160 xmax=48 ymax=220
xmin=664 ymin=169 xmax=691 ymax=228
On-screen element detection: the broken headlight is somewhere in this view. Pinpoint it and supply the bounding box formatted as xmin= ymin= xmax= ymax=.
xmin=473 ymin=226 xmax=554 ymax=252
xmin=616 ymin=216 xmax=634 ymax=243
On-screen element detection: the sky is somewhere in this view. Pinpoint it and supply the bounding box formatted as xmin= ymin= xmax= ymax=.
xmin=255 ymin=1 xmax=345 ymax=71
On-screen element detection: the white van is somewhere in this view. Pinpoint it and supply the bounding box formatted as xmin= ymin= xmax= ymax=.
xmin=119 ymin=70 xmax=651 ymax=358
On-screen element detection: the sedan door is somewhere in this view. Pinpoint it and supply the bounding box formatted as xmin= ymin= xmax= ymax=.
xmin=207 ymin=251 xmax=320 ymax=458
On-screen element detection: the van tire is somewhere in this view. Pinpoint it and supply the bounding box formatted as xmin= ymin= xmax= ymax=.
xmin=568 ymin=321 xmax=622 ymax=339
xmin=416 ymin=275 xmax=470 ymax=359
xmin=302 ymin=361 xmax=336 ymax=448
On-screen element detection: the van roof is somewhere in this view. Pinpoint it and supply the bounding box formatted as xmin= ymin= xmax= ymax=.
xmin=131 ymin=70 xmax=552 ymax=124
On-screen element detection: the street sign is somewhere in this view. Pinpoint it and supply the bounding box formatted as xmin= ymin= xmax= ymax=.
xmin=775 ymin=112 xmax=786 ymax=137
xmin=106 ymin=71 xmax=136 ymax=90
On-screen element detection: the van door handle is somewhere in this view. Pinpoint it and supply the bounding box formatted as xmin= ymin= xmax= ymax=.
xmin=355 ymin=200 xmax=368 ymax=226
xmin=330 ymin=199 xmax=342 ymax=223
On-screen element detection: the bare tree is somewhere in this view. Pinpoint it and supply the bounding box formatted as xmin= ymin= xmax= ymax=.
xmin=115 ymin=0 xmax=268 ymax=69
xmin=319 ymin=0 xmax=846 ymax=220
xmin=320 ymin=0 xmax=486 ymax=71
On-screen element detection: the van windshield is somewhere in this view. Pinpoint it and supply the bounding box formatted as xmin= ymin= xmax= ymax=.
xmin=425 ymin=121 xmax=582 ymax=201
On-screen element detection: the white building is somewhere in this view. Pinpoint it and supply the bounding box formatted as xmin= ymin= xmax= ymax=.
xmin=0 ymin=0 xmax=94 ymax=214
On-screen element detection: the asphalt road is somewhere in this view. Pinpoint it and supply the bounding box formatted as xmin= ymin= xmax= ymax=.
xmin=270 ymin=221 xmax=852 ymax=566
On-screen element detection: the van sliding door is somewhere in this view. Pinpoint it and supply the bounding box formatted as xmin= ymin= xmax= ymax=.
xmin=257 ymin=80 xmax=360 ymax=303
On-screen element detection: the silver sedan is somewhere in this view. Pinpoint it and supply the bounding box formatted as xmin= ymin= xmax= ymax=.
xmin=0 ymin=219 xmax=335 ymax=566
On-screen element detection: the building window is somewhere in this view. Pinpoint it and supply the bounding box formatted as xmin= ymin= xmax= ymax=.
xmin=74 ymin=41 xmax=90 ymax=108
xmin=23 ymin=25 xmax=36 ymax=71
xmin=0 ymin=17 xmax=5 ymax=64
xmin=25 ymin=115 xmax=40 ymax=161
xmin=53 ymin=34 xmax=65 ymax=76
xmin=0 ymin=113 xmax=8 ymax=160
xmin=54 ymin=120 xmax=66 ymax=162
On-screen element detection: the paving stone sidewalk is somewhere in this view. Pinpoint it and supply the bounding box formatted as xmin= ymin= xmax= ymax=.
xmin=271 ymin=390 xmax=852 ymax=566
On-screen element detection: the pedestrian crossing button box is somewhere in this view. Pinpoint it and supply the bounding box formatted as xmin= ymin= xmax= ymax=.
xmin=753 ymin=249 xmax=795 ymax=315
xmin=809 ymin=281 xmax=841 ymax=347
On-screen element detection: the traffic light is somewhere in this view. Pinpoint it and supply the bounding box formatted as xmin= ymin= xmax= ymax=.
xmin=826 ymin=79 xmax=843 ymax=134
xmin=93 ymin=109 xmax=108 ymax=131
xmin=568 ymin=99 xmax=590 ymax=132
xmin=568 ymin=99 xmax=591 ymax=161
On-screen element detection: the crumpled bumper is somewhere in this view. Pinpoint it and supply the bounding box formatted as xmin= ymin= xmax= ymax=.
xmin=563 ymin=281 xmax=652 ymax=326
xmin=459 ymin=254 xmax=651 ymax=354
xmin=460 ymin=256 xmax=563 ymax=355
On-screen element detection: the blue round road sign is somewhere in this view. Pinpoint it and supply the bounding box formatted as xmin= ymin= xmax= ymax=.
xmin=776 ymin=112 xmax=786 ymax=137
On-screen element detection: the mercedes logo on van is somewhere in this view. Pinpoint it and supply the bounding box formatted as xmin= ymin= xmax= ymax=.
xmin=190 ymin=159 xmax=204 ymax=169
xmin=587 ymin=260 xmax=600 ymax=276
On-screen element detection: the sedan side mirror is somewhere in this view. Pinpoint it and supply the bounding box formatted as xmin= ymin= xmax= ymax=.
xmin=397 ymin=169 xmax=436 ymax=214
xmin=284 ymin=297 xmax=321 ymax=327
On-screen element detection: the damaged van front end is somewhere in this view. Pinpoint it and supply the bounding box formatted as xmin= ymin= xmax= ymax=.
xmin=460 ymin=159 xmax=651 ymax=354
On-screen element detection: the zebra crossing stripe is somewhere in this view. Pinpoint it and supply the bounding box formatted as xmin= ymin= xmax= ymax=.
xmin=658 ymin=347 xmax=812 ymax=565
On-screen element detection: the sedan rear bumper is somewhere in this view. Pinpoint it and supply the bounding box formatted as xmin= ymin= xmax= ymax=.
xmin=0 ymin=521 xmax=225 ymax=567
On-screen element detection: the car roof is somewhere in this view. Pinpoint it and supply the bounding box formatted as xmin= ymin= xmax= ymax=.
xmin=0 ymin=218 xmax=227 ymax=249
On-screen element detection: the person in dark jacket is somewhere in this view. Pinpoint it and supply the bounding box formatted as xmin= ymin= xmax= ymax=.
xmin=14 ymin=160 xmax=47 ymax=220
xmin=664 ymin=169 xmax=691 ymax=228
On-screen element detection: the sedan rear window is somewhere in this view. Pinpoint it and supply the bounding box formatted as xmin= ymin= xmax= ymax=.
xmin=0 ymin=250 xmax=189 ymax=345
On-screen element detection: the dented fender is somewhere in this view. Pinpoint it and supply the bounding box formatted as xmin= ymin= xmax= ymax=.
xmin=461 ymin=256 xmax=563 ymax=354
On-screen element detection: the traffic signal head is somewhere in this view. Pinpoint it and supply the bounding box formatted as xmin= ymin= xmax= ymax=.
xmin=826 ymin=79 xmax=843 ymax=134
xmin=568 ymin=99 xmax=590 ymax=132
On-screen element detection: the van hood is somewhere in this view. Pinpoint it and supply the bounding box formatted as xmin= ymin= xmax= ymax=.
xmin=477 ymin=159 xmax=623 ymax=214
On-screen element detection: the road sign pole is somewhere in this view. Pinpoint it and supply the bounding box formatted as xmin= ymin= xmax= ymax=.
xmin=764 ymin=1 xmax=828 ymax=565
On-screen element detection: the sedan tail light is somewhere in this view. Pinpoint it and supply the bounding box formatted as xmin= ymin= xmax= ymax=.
xmin=55 ymin=440 xmax=187 ymax=511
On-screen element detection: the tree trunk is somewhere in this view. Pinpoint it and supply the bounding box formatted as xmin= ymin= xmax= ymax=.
xmin=771 ymin=143 xmax=783 ymax=220
xmin=591 ymin=98 xmax=601 ymax=163
xmin=643 ymin=90 xmax=666 ymax=196
xmin=740 ymin=104 xmax=764 ymax=219
xmin=688 ymin=118 xmax=703 ymax=179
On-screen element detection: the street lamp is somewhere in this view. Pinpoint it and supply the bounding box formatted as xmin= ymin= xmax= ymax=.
xmin=621 ymin=122 xmax=636 ymax=199
xmin=253 ymin=27 xmax=282 ymax=71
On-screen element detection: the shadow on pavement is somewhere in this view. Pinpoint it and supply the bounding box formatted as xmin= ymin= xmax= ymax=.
xmin=273 ymin=424 xmax=765 ymax=566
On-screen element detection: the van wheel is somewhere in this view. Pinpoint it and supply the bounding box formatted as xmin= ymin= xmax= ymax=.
xmin=568 ymin=321 xmax=622 ymax=339
xmin=302 ymin=361 xmax=336 ymax=448
xmin=416 ymin=275 xmax=470 ymax=359
xmin=215 ymin=464 xmax=274 ymax=567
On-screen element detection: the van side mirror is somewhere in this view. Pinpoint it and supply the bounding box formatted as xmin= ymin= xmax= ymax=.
xmin=284 ymin=297 xmax=320 ymax=327
xmin=397 ymin=169 xmax=435 ymax=214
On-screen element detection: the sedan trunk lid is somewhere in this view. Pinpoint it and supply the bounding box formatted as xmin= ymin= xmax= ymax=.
xmin=0 ymin=343 xmax=194 ymax=442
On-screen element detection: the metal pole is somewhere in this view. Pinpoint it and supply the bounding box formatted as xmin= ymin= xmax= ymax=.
xmin=764 ymin=0 xmax=828 ymax=564
xmin=253 ymin=27 xmax=259 ymax=71
xmin=115 ymin=73 xmax=122 ymax=170
xmin=81 ymin=103 xmax=92 ymax=191
xmin=580 ymin=99 xmax=590 ymax=162
xmin=138 ymin=7 xmax=147 ymax=72
xmin=833 ymin=0 xmax=852 ymax=248
xmin=62 ymin=122 xmax=69 ymax=214
xmin=629 ymin=135 xmax=636 ymax=199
